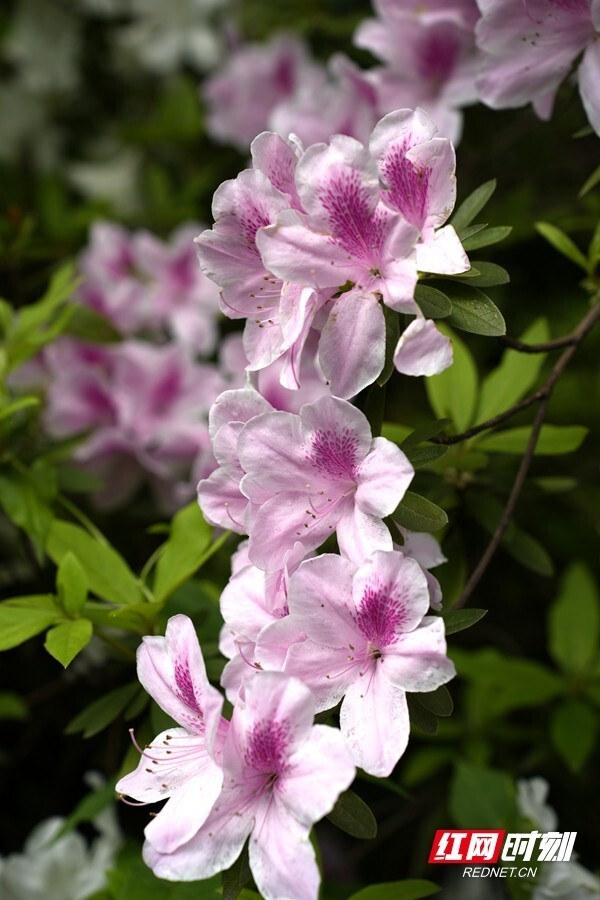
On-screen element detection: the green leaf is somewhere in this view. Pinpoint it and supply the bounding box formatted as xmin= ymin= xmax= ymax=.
xmin=550 ymin=700 xmax=597 ymax=773
xmin=349 ymin=880 xmax=440 ymax=900
xmin=327 ymin=789 xmax=377 ymax=839
xmin=66 ymin=682 xmax=140 ymax=738
xmin=381 ymin=423 xmax=413 ymax=444
xmin=418 ymin=685 xmax=453 ymax=717
xmin=413 ymin=285 xmax=452 ymax=319
xmin=503 ymin=528 xmax=554 ymax=577
xmin=442 ymin=608 xmax=487 ymax=635
xmin=441 ymin=282 xmax=505 ymax=336
xmin=107 ymin=853 xmax=221 ymax=899
xmin=451 ymin=179 xmax=497 ymax=233
xmin=376 ymin=305 xmax=400 ymax=386
xmin=0 ymin=691 xmax=29 ymax=721
xmin=153 ymin=503 xmax=213 ymax=603
xmin=425 ymin=325 xmax=478 ymax=432
xmin=44 ymin=619 xmax=93 ymax=667
xmin=580 ymin=163 xmax=600 ymax=198
xmin=222 ymin=843 xmax=252 ymax=900
xmin=407 ymin=695 xmax=438 ymax=734
xmin=476 ymin=424 xmax=588 ymax=455
xmin=57 ymin=551 xmax=88 ymax=616
xmin=477 ymin=317 xmax=550 ymax=421
xmin=451 ymin=261 xmax=510 ymax=287
xmin=0 ymin=464 xmax=55 ymax=553
xmin=0 ymin=395 xmax=41 ymax=421
xmin=64 ymin=305 xmax=122 ymax=343
xmin=548 ymin=563 xmax=600 ymax=675
xmin=450 ymin=762 xmax=515 ymax=829
xmin=0 ymin=596 xmax=63 ymax=650
xmin=462 ymin=226 xmax=512 ymax=251
xmin=404 ymin=444 xmax=449 ymax=468
xmin=47 ymin=520 xmax=143 ymax=606
xmin=535 ymin=222 xmax=589 ymax=271
xmin=400 ymin=419 xmax=453 ymax=450
xmin=394 ymin=491 xmax=448 ymax=533
xmin=55 ymin=779 xmax=116 ymax=839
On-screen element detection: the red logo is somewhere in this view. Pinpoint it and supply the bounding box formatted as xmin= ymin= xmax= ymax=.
xmin=428 ymin=830 xmax=505 ymax=864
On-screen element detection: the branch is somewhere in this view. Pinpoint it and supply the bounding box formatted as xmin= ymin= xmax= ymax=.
xmin=432 ymin=391 xmax=543 ymax=445
xmin=455 ymin=300 xmax=600 ymax=609
xmin=497 ymin=333 xmax=578 ymax=353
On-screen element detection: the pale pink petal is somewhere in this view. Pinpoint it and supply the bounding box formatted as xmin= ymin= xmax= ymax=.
xmin=236 ymin=671 xmax=315 ymax=758
xmin=255 ymin=617 xmax=307 ymax=672
xmin=237 ymin=411 xmax=308 ymax=498
xmin=144 ymin=785 xmax=253 ymax=881
xmin=379 ymin=216 xmax=420 ymax=311
xmin=352 ymin=551 xmax=431 ymax=635
xmin=299 ymin=394 xmax=373 ymax=462
xmin=397 ymin=528 xmax=447 ymax=569
xmin=279 ymin=725 xmax=355 ymax=826
xmin=242 ymin=317 xmax=287 ymax=369
xmin=370 ymin=108 xmax=438 ymax=162
xmin=416 ymin=225 xmax=469 ymax=275
xmin=285 ymin=554 xmax=358 ymax=646
xmin=336 ymin=504 xmax=394 ymax=565
xmin=116 ymin=728 xmax=207 ymax=804
xmin=249 ymin=797 xmax=319 ymax=900
xmin=220 ymin=565 xmax=272 ymax=642
xmin=208 ymin=388 xmax=272 ymax=439
xmin=144 ymin=765 xmax=224 ymax=854
xmin=251 ymin=131 xmax=303 ymax=208
xmin=579 ymin=40 xmax=600 ymax=137
xmin=197 ymin=467 xmax=247 ymax=534
xmin=318 ymin=292 xmax=386 ymax=399
xmin=137 ymin=615 xmax=224 ymax=742
xmin=285 ymin=639 xmax=359 ymax=712
xmin=355 ymin=437 xmax=414 ymax=517
xmin=383 ymin=616 xmax=456 ymax=692
xmin=340 ymin=666 xmax=410 ymax=776
xmin=393 ymin=317 xmax=453 ymax=376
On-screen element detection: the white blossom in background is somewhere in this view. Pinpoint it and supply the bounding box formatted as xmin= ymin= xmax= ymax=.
xmin=4 ymin=0 xmax=81 ymax=95
xmin=0 ymin=775 xmax=122 ymax=900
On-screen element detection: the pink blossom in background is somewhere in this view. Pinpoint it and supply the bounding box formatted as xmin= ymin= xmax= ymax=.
xmin=78 ymin=222 xmax=221 ymax=353
xmin=44 ymin=339 xmax=224 ymax=509
xmin=283 ymin=550 xmax=455 ymax=775
xmin=355 ymin=0 xmax=481 ymax=143
xmin=116 ymin=616 xmax=227 ymax=854
xmin=475 ymin=0 xmax=600 ymax=134
xmin=202 ymin=33 xmax=326 ymax=150
xmin=144 ymin=671 xmax=355 ymax=900
xmin=236 ymin=395 xmax=414 ymax=570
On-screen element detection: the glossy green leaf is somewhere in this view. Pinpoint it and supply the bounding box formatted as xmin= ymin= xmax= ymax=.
xmin=64 ymin=305 xmax=122 ymax=343
xmin=535 ymin=222 xmax=589 ymax=271
xmin=381 ymin=423 xmax=413 ymax=444
xmin=580 ymin=162 xmax=600 ymax=198
xmin=425 ymin=325 xmax=478 ymax=432
xmin=476 ymin=424 xmax=588 ymax=455
xmin=441 ymin=282 xmax=505 ymax=336
xmin=451 ymin=179 xmax=497 ymax=233
xmin=44 ymin=619 xmax=93 ymax=668
xmin=65 ymin=682 xmax=140 ymax=738
xmin=404 ymin=444 xmax=449 ymax=468
xmin=376 ymin=305 xmax=400 ymax=386
xmin=57 ymin=551 xmax=88 ymax=616
xmin=454 ymin=261 xmax=510 ymax=287
xmin=400 ymin=419 xmax=453 ymax=450
xmin=478 ymin=317 xmax=550 ymax=421
xmin=55 ymin=780 xmax=116 ymax=839
xmin=0 ymin=464 xmax=56 ymax=553
xmin=222 ymin=842 xmax=252 ymax=900
xmin=349 ymin=880 xmax=440 ymax=900
xmin=414 ymin=285 xmax=452 ymax=319
xmin=47 ymin=520 xmax=143 ymax=606
xmin=550 ymin=701 xmax=597 ymax=773
xmin=394 ymin=492 xmax=448 ymax=533
xmin=0 ymin=691 xmax=29 ymax=721
xmin=0 ymin=596 xmax=63 ymax=650
xmin=548 ymin=563 xmax=600 ymax=675
xmin=153 ymin=503 xmax=214 ymax=603
xmin=450 ymin=762 xmax=515 ymax=829
xmin=407 ymin=696 xmax=438 ymax=734
xmin=418 ymin=685 xmax=453 ymax=717
xmin=442 ymin=608 xmax=487 ymax=635
xmin=0 ymin=395 xmax=40 ymax=421
xmin=327 ymin=789 xmax=377 ymax=839
xmin=462 ymin=226 xmax=512 ymax=251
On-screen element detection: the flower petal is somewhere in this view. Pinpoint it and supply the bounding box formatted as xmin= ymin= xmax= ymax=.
xmin=318 ymin=292 xmax=386 ymax=399
xmin=383 ymin=616 xmax=456 ymax=692
xmin=355 ymin=437 xmax=414 ymax=517
xmin=393 ymin=317 xmax=453 ymax=376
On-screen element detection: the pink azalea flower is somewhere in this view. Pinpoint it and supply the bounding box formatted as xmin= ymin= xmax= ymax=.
xmin=44 ymin=339 xmax=223 ymax=510
xmin=197 ymin=388 xmax=273 ymax=533
xmin=78 ymin=222 xmax=220 ymax=353
xmin=395 ymin=527 xmax=447 ymax=609
xmin=116 ymin=615 xmax=227 ymax=854
xmin=475 ymin=0 xmax=600 ymax=134
xmin=283 ymin=550 xmax=456 ymax=776
xmin=202 ymin=33 xmax=326 ymax=150
xmin=237 ymin=395 xmax=414 ymax=570
xmin=144 ymin=671 xmax=356 ymax=900
xmin=355 ymin=0 xmax=481 ymax=143
xmin=394 ymin=316 xmax=453 ymax=376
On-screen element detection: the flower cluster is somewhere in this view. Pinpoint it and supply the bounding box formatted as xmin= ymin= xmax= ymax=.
xmin=196 ymin=108 xmax=468 ymax=401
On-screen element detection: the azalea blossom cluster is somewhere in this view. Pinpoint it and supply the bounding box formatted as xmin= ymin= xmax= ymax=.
xmin=197 ymin=107 xmax=468 ymax=401
xmin=203 ymin=0 xmax=600 ymax=150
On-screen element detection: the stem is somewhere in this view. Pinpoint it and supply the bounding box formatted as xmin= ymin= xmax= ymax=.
xmin=432 ymin=391 xmax=542 ymax=445
xmin=498 ymin=334 xmax=578 ymax=353
xmin=95 ymin=629 xmax=137 ymax=661
xmin=456 ymin=300 xmax=600 ymax=609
